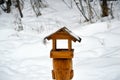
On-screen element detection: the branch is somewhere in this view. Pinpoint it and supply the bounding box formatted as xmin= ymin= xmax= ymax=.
xmin=73 ymin=0 xmax=89 ymax=21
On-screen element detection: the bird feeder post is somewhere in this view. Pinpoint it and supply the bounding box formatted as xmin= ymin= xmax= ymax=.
xmin=45 ymin=27 xmax=81 ymax=80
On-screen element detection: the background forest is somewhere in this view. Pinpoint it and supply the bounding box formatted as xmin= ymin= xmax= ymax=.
xmin=0 ymin=0 xmax=120 ymax=31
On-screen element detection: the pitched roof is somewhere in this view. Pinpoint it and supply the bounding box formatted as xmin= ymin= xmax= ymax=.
xmin=44 ymin=27 xmax=81 ymax=42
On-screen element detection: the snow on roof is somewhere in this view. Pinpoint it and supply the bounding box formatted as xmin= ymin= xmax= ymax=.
xmin=44 ymin=27 xmax=81 ymax=42
xmin=63 ymin=27 xmax=81 ymax=42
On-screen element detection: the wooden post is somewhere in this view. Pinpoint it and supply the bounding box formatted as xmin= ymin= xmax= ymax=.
xmin=52 ymin=39 xmax=56 ymax=50
xmin=68 ymin=40 xmax=72 ymax=51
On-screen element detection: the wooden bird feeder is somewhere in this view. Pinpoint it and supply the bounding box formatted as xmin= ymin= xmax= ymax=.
xmin=44 ymin=27 xmax=81 ymax=80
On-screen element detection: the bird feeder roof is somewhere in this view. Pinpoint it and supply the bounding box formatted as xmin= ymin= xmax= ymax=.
xmin=44 ymin=27 xmax=81 ymax=42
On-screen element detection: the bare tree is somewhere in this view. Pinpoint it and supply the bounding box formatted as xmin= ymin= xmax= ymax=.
xmin=85 ymin=0 xmax=93 ymax=22
xmin=6 ymin=0 xmax=12 ymax=13
xmin=110 ymin=2 xmax=114 ymax=19
xmin=0 ymin=1 xmax=7 ymax=12
xmin=14 ymin=17 xmax=23 ymax=31
xmin=13 ymin=0 xmax=24 ymax=31
xmin=101 ymin=0 xmax=108 ymax=17
xmin=62 ymin=0 xmax=73 ymax=9
xmin=73 ymin=0 xmax=89 ymax=21
xmin=0 ymin=0 xmax=4 ymax=4
xmin=30 ymin=0 xmax=42 ymax=17
xmin=79 ymin=0 xmax=85 ymax=14
xmin=16 ymin=0 xmax=23 ymax=18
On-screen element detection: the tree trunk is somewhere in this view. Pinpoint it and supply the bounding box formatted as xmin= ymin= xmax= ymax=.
xmin=6 ymin=0 xmax=11 ymax=13
xmin=79 ymin=0 xmax=85 ymax=14
xmin=16 ymin=0 xmax=23 ymax=18
xmin=86 ymin=0 xmax=92 ymax=22
xmin=101 ymin=0 xmax=108 ymax=17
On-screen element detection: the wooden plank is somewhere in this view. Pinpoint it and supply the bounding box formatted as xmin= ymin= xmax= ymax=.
xmin=50 ymin=49 xmax=74 ymax=58
xmin=53 ymin=59 xmax=73 ymax=80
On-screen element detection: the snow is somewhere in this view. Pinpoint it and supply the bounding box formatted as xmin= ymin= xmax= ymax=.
xmin=0 ymin=0 xmax=120 ymax=80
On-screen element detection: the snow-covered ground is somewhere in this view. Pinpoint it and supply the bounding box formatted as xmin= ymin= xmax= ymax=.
xmin=0 ymin=0 xmax=120 ymax=80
